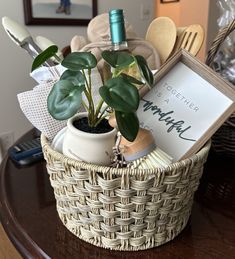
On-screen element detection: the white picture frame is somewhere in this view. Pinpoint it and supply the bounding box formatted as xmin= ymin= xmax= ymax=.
xmin=137 ymin=50 xmax=235 ymax=161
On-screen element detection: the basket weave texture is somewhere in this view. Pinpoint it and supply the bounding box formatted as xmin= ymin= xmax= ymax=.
xmin=41 ymin=134 xmax=210 ymax=251
xmin=206 ymin=19 xmax=235 ymax=157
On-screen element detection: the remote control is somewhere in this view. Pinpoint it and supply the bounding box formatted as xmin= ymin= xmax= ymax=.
xmin=9 ymin=137 xmax=44 ymax=166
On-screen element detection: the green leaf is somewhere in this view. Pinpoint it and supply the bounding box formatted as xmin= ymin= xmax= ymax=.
xmin=120 ymin=73 xmax=143 ymax=85
xmin=60 ymin=70 xmax=85 ymax=86
xmin=47 ymin=80 xmax=85 ymax=120
xmin=135 ymin=55 xmax=154 ymax=88
xmin=99 ymin=77 xmax=140 ymax=112
xmin=62 ymin=52 xmax=97 ymax=71
xmin=115 ymin=111 xmax=139 ymax=142
xmin=31 ymin=45 xmax=58 ymax=72
xmin=101 ymin=50 xmax=135 ymax=69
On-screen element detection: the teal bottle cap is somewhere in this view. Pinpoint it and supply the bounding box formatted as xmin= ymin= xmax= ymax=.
xmin=109 ymin=9 xmax=126 ymax=44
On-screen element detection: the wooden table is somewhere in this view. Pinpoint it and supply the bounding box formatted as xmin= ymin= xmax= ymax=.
xmin=0 ymin=130 xmax=235 ymax=259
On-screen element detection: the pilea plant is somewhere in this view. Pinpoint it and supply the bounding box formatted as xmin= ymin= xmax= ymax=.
xmin=32 ymin=47 xmax=153 ymax=141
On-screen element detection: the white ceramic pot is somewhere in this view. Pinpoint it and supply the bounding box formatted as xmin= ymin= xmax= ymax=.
xmin=63 ymin=113 xmax=117 ymax=165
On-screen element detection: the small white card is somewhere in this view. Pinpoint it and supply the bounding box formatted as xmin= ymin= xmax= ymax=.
xmin=137 ymin=50 xmax=235 ymax=161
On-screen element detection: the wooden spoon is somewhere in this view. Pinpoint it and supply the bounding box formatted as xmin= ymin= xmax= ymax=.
xmin=145 ymin=17 xmax=177 ymax=64
xmin=171 ymin=24 xmax=204 ymax=57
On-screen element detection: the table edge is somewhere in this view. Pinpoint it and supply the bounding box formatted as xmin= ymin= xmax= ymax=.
xmin=0 ymin=132 xmax=50 ymax=259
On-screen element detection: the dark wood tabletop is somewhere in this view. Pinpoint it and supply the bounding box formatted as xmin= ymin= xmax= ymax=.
xmin=0 ymin=130 xmax=235 ymax=259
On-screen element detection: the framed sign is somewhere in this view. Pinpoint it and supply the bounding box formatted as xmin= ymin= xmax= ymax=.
xmin=23 ymin=0 xmax=97 ymax=25
xmin=138 ymin=50 xmax=235 ymax=161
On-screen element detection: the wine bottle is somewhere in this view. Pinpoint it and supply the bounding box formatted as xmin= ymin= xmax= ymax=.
xmin=109 ymin=9 xmax=141 ymax=81
xmin=101 ymin=9 xmax=126 ymax=82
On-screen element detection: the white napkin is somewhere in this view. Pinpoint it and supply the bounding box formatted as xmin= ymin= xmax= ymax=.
xmin=17 ymin=80 xmax=67 ymax=140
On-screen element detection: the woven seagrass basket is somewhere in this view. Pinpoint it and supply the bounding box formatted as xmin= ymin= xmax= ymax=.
xmin=206 ymin=19 xmax=235 ymax=158
xmin=41 ymin=134 xmax=211 ymax=251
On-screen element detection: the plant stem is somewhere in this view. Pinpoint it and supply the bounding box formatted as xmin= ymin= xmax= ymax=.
xmin=82 ymin=69 xmax=96 ymax=126
xmin=94 ymin=99 xmax=104 ymax=118
xmin=82 ymin=100 xmax=89 ymax=111
xmin=94 ymin=105 xmax=109 ymax=127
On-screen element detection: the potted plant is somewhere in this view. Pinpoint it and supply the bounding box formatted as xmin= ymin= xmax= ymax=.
xmin=32 ymin=46 xmax=153 ymax=165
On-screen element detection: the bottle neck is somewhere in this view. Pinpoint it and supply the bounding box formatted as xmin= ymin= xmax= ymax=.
xmin=109 ymin=9 xmax=128 ymax=51
xmin=111 ymin=41 xmax=128 ymax=51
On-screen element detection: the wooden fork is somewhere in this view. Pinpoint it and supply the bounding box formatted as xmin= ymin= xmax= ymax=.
xmin=170 ymin=24 xmax=204 ymax=57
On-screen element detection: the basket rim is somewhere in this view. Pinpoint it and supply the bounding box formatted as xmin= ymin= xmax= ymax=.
xmin=41 ymin=134 xmax=211 ymax=176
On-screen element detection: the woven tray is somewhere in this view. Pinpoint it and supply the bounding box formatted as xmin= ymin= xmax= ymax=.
xmin=206 ymin=19 xmax=235 ymax=157
xmin=41 ymin=134 xmax=211 ymax=251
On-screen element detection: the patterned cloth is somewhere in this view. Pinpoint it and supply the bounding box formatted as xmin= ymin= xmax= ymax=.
xmin=18 ymin=65 xmax=66 ymax=140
